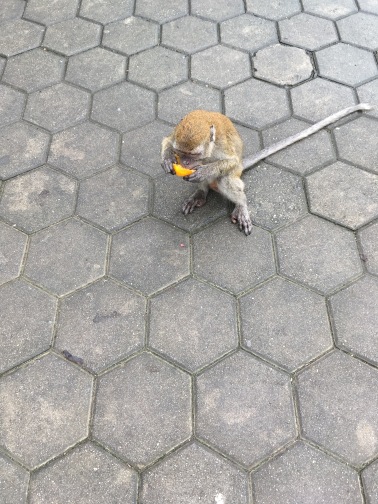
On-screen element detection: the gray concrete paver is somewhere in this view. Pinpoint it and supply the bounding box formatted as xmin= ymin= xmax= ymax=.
xmin=1 ymin=0 xmax=377 ymax=501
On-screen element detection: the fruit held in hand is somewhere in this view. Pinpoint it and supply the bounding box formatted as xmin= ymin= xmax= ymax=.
xmin=172 ymin=163 xmax=195 ymax=177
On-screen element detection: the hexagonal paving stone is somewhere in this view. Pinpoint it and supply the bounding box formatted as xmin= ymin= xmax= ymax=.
xmin=0 ymin=57 xmax=5 ymax=76
xmin=0 ymin=0 xmax=25 ymax=22
xmin=48 ymin=121 xmax=119 ymax=179
xmin=2 ymin=48 xmax=65 ymax=92
xmin=338 ymin=12 xmax=378 ymax=50
xmin=0 ymin=453 xmax=29 ymax=504
xmin=191 ymin=0 xmax=244 ymax=21
xmin=162 ymin=16 xmax=217 ymax=54
xmin=121 ymin=120 xmax=173 ymax=177
xmin=153 ymin=174 xmax=228 ymax=232
xmin=240 ymin=277 xmax=332 ymax=371
xmin=0 ymin=353 xmax=92 ymax=468
xmin=316 ymin=43 xmax=378 ymax=86
xmin=93 ymin=352 xmax=191 ymax=467
xmin=307 ymin=162 xmax=378 ymax=229
xmin=43 ymin=18 xmax=101 ymax=56
xmin=362 ymin=459 xmax=378 ymax=504
xmin=236 ymin=123 xmax=261 ymax=159
xmin=194 ymin=218 xmax=275 ymax=294
xmin=197 ymin=351 xmax=295 ymax=466
xmin=0 ymin=19 xmax=44 ymax=57
xmin=359 ymin=221 xmax=378 ymax=275
xmin=276 ymin=215 xmax=362 ymax=293
xmin=243 ymin=164 xmax=308 ymax=230
xmin=0 ymin=279 xmax=56 ymax=373
xmin=192 ymin=45 xmax=250 ymax=89
xmin=225 ymin=79 xmax=290 ymax=128
xmin=246 ymin=0 xmax=301 ymax=20
xmin=330 ymin=275 xmax=378 ymax=365
xmin=29 ymin=442 xmax=137 ymax=503
xmin=24 ymin=83 xmax=90 ymax=133
xmin=0 ymin=165 xmax=76 ymax=232
xmin=141 ymin=443 xmax=248 ymax=503
xmin=110 ymin=218 xmax=190 ymax=295
xmin=103 ymin=17 xmax=158 ymax=56
xmin=358 ymin=79 xmax=378 ymax=119
xmin=253 ymin=44 xmax=313 ymax=86
xmin=24 ymin=0 xmax=79 ymax=25
xmin=80 ymin=0 xmax=134 ymax=23
xmin=149 ymin=278 xmax=238 ymax=371
xmin=298 ymin=350 xmax=378 ymax=465
xmin=66 ymin=48 xmax=126 ymax=92
xmin=135 ymin=0 xmax=188 ymax=22
xmin=0 ymin=223 xmax=26 ymax=285
xmin=0 ymin=122 xmax=50 ymax=180
xmin=158 ymin=81 xmax=221 ymax=125
xmin=0 ymin=84 xmax=25 ymax=127
xmin=334 ymin=117 xmax=378 ymax=173
xmin=302 ymin=0 xmax=357 ymax=19
xmin=92 ymin=82 xmax=155 ymax=133
xmin=260 ymin=118 xmax=335 ymax=175
xmin=220 ymin=14 xmax=278 ymax=52
xmin=24 ymin=218 xmax=108 ymax=296
xmin=291 ymin=78 xmax=356 ymax=122
xmin=129 ymin=47 xmax=188 ymax=92
xmin=55 ymin=279 xmax=145 ymax=372
xmin=252 ymin=442 xmax=362 ymax=504
xmin=77 ymin=166 xmax=149 ymax=231
xmin=279 ymin=13 xmax=338 ymax=50
xmin=359 ymin=0 xmax=378 ymax=14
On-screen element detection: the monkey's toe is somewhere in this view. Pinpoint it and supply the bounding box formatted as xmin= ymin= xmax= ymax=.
xmin=231 ymin=210 xmax=252 ymax=235
xmin=182 ymin=197 xmax=207 ymax=215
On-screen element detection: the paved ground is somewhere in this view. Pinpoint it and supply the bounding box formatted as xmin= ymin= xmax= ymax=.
xmin=1 ymin=0 xmax=378 ymax=502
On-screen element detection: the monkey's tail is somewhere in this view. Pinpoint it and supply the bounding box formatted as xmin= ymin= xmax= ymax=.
xmin=242 ymin=103 xmax=373 ymax=171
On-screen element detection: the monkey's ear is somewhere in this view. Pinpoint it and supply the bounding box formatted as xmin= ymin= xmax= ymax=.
xmin=210 ymin=125 xmax=215 ymax=143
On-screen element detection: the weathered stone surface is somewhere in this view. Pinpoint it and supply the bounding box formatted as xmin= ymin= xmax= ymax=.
xmin=359 ymin=221 xmax=378 ymax=275
xmin=0 ymin=84 xmax=25 ymax=127
xmin=221 ymin=14 xmax=278 ymax=52
xmin=141 ymin=443 xmax=248 ymax=503
xmin=194 ymin=218 xmax=275 ymax=294
xmin=330 ymin=276 xmax=378 ymax=365
xmin=30 ymin=443 xmax=137 ymax=503
xmin=192 ymin=0 xmax=244 ymax=21
xmin=93 ymin=353 xmax=191 ymax=467
xmin=196 ymin=351 xmax=295 ymax=466
xmin=362 ymin=459 xmax=378 ymax=504
xmin=24 ymin=219 xmax=107 ymax=295
xmin=150 ymin=278 xmax=238 ymax=371
xmin=43 ymin=18 xmax=101 ymax=56
xmin=279 ymin=13 xmax=338 ymax=50
xmin=298 ymin=351 xmax=378 ymax=465
xmin=192 ymin=45 xmax=251 ymax=89
xmin=302 ymin=0 xmax=357 ymax=19
xmin=246 ymin=0 xmax=301 ymax=19
xmin=3 ymin=48 xmax=65 ymax=92
xmin=0 ymin=19 xmax=44 ymax=57
xmin=307 ymin=162 xmax=378 ymax=229
xmin=240 ymin=277 xmax=332 ymax=371
xmin=77 ymin=165 xmax=149 ymax=231
xmin=135 ymin=0 xmax=188 ymax=22
xmin=110 ymin=218 xmax=190 ymax=295
xmin=358 ymin=79 xmax=378 ymax=119
xmin=0 ymin=223 xmax=26 ymax=285
xmin=252 ymin=442 xmax=362 ymax=504
xmin=0 ymin=280 xmax=56 ymax=373
xmin=0 ymin=0 xmax=25 ymax=22
xmin=276 ymin=215 xmax=362 ymax=293
xmin=253 ymin=44 xmax=313 ymax=86
xmin=80 ymin=0 xmax=134 ymax=23
xmin=337 ymin=12 xmax=378 ymax=50
xmin=0 ymin=453 xmax=29 ymax=504
xmin=0 ymin=353 xmax=93 ymax=468
xmin=103 ymin=17 xmax=158 ymax=55
xmin=163 ymin=16 xmax=217 ymax=54
xmin=24 ymin=0 xmax=79 ymax=25
xmin=0 ymin=165 xmax=76 ymax=232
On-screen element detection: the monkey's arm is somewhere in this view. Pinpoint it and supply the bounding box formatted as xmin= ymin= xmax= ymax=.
xmin=242 ymin=103 xmax=372 ymax=171
xmin=184 ymin=157 xmax=241 ymax=182
xmin=161 ymin=135 xmax=176 ymax=174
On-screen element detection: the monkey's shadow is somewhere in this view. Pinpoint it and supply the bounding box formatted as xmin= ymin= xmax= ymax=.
xmin=153 ymin=174 xmax=229 ymax=232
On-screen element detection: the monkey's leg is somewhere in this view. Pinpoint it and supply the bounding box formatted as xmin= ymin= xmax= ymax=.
xmin=217 ymin=176 xmax=252 ymax=235
xmin=182 ymin=181 xmax=209 ymax=215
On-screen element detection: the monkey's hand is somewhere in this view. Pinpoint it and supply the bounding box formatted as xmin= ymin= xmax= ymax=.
xmin=161 ymin=157 xmax=175 ymax=174
xmin=183 ymin=166 xmax=208 ymax=183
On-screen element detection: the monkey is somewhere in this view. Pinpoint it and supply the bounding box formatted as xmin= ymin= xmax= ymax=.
xmin=161 ymin=103 xmax=372 ymax=235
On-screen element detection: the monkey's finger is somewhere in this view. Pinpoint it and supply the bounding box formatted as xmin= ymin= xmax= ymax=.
xmin=162 ymin=160 xmax=174 ymax=174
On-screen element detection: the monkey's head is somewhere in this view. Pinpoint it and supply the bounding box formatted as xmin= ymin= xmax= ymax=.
xmin=173 ymin=112 xmax=216 ymax=166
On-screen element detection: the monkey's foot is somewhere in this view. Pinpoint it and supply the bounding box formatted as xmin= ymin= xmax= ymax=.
xmin=231 ymin=207 xmax=253 ymax=235
xmin=182 ymin=192 xmax=207 ymax=215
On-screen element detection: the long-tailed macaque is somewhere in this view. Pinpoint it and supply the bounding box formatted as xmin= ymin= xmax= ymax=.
xmin=161 ymin=104 xmax=372 ymax=235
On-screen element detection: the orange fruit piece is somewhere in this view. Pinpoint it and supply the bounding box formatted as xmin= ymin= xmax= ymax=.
xmin=172 ymin=163 xmax=195 ymax=177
